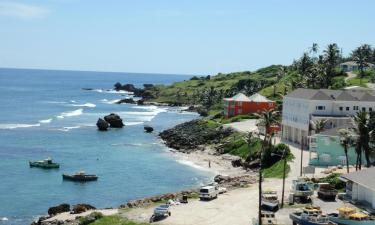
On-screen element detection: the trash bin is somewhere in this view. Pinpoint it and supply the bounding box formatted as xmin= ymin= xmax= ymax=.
xmin=182 ymin=195 xmax=188 ymax=203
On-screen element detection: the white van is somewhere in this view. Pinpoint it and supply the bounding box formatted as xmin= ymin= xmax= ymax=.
xmin=199 ymin=186 xmax=219 ymax=200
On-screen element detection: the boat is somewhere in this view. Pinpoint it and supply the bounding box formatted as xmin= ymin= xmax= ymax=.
xmin=62 ymin=171 xmax=98 ymax=182
xmin=29 ymin=157 xmax=59 ymax=169
xmin=289 ymin=205 xmax=332 ymax=225
xmin=261 ymin=190 xmax=280 ymax=210
xmin=328 ymin=206 xmax=375 ymax=225
xmin=252 ymin=211 xmax=278 ymax=225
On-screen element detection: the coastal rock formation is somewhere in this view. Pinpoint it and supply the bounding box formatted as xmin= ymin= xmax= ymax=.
xmin=115 ymin=98 xmax=135 ymax=104
xmin=113 ymin=82 xmax=157 ymax=100
xmin=47 ymin=203 xmax=70 ymax=216
xmin=71 ymin=204 xmax=96 ymax=214
xmin=159 ymin=120 xmax=233 ymax=151
xmin=96 ymin=118 xmax=109 ymax=131
xmin=104 ymin=113 xmax=124 ymax=128
xmin=144 ymin=126 xmax=154 ymax=133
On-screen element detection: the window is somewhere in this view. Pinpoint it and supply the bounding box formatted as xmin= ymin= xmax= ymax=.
xmin=316 ymin=106 xmax=325 ymax=110
xmin=362 ymin=107 xmax=366 ymax=112
xmin=353 ymin=106 xmax=359 ymax=110
xmin=339 ymin=107 xmax=343 ymax=111
xmin=346 ymin=107 xmax=350 ymax=111
xmin=370 ymin=107 xmax=373 ymax=112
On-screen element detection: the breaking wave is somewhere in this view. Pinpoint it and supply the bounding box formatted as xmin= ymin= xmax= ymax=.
xmin=71 ymin=103 xmax=96 ymax=108
xmin=39 ymin=118 xmax=52 ymax=124
xmin=0 ymin=123 xmax=41 ymax=129
xmin=56 ymin=109 xmax=83 ymax=119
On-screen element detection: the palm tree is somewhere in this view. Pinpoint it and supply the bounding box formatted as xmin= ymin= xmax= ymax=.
xmin=256 ymin=109 xmax=278 ymax=225
xmin=312 ymin=119 xmax=327 ymax=134
xmin=338 ymin=129 xmax=355 ymax=173
xmin=323 ymin=43 xmax=341 ymax=88
xmin=352 ymin=44 xmax=372 ymax=84
xmin=352 ymin=111 xmax=371 ymax=168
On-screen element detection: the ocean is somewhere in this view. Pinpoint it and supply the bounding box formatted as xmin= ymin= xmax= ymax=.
xmin=0 ymin=68 xmax=212 ymax=225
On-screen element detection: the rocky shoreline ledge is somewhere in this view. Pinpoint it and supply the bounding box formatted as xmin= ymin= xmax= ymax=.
xmin=33 ymin=174 xmax=256 ymax=225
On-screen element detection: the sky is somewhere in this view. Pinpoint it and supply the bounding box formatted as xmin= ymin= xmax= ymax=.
xmin=0 ymin=0 xmax=374 ymax=75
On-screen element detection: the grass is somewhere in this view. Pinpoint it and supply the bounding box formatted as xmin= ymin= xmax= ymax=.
xmin=222 ymin=134 xmax=262 ymax=159
xmin=263 ymin=158 xmax=291 ymax=178
xmin=90 ymin=215 xmax=149 ymax=225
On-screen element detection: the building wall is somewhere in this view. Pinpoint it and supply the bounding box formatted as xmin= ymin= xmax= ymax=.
xmin=309 ymin=135 xmax=360 ymax=166
xmin=282 ymin=96 xmax=375 ymax=143
xmin=224 ymin=100 xmax=275 ymax=118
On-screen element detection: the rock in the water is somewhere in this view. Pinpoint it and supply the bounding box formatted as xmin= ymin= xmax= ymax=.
xmin=71 ymin=204 xmax=96 ymax=214
xmin=137 ymin=99 xmax=144 ymax=105
xmin=116 ymin=98 xmax=135 ymax=104
xmin=96 ymin=118 xmax=109 ymax=131
xmin=144 ymin=126 xmax=154 ymax=133
xmin=47 ymin=203 xmax=70 ymax=216
xmin=104 ymin=113 xmax=124 ymax=128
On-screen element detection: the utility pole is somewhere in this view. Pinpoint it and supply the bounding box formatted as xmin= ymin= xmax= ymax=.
xmin=300 ymin=138 xmax=304 ymax=177
xmin=258 ymin=145 xmax=263 ymax=225
xmin=281 ymin=150 xmax=287 ymax=208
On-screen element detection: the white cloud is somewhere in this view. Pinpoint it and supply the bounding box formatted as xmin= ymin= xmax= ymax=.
xmin=0 ymin=2 xmax=50 ymax=19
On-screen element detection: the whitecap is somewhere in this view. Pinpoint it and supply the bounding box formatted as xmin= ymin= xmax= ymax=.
xmin=101 ymin=99 xmax=120 ymax=104
xmin=0 ymin=217 xmax=8 ymax=221
xmin=175 ymin=159 xmax=210 ymax=172
xmin=70 ymin=100 xmax=77 ymax=103
xmin=57 ymin=126 xmax=81 ymax=132
xmin=39 ymin=118 xmax=52 ymax=124
xmin=124 ymin=121 xmax=144 ymax=126
xmin=0 ymin=123 xmax=41 ymax=129
xmin=56 ymin=109 xmax=83 ymax=119
xmin=71 ymin=103 xmax=96 ymax=108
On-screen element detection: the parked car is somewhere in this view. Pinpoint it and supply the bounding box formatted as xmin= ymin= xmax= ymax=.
xmin=199 ymin=185 xmax=219 ymax=200
xmin=150 ymin=204 xmax=171 ymax=223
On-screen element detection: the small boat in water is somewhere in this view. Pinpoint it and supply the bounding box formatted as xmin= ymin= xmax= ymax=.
xmin=261 ymin=190 xmax=280 ymax=210
xmin=62 ymin=171 xmax=98 ymax=182
xmin=289 ymin=206 xmax=332 ymax=225
xmin=328 ymin=206 xmax=375 ymax=225
xmin=252 ymin=211 xmax=278 ymax=225
xmin=29 ymin=157 xmax=59 ymax=169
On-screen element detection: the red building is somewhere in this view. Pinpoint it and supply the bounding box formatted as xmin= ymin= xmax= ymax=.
xmin=223 ymin=93 xmax=276 ymax=118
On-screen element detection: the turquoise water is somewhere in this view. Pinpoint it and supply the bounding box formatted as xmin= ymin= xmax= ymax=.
xmin=0 ymin=69 xmax=211 ymax=225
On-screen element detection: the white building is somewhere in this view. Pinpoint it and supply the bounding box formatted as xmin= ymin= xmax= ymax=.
xmin=282 ymin=88 xmax=375 ymax=144
xmin=341 ymin=167 xmax=375 ymax=210
xmin=340 ymin=61 xmax=375 ymax=72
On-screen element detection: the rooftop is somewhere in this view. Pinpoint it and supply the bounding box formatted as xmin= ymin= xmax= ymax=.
xmin=224 ymin=93 xmax=274 ymax=102
xmin=285 ymin=88 xmax=375 ymax=101
xmin=341 ymin=167 xmax=375 ymax=192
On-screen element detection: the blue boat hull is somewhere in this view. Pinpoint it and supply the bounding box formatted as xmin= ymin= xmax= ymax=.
xmin=329 ymin=217 xmax=375 ymax=225
xmin=290 ymin=214 xmax=330 ymax=225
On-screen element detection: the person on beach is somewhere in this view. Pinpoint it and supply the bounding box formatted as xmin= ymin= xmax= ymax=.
xmin=209 ymin=160 xmax=211 ymax=168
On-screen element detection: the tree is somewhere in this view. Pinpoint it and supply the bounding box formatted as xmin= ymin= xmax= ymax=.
xmin=352 ymin=44 xmax=372 ymax=84
xmin=312 ymin=119 xmax=327 ymax=134
xmin=338 ymin=129 xmax=355 ymax=173
xmin=255 ymin=109 xmax=278 ymax=225
xmin=352 ymin=111 xmax=372 ymax=169
xmin=323 ymin=43 xmax=341 ymax=88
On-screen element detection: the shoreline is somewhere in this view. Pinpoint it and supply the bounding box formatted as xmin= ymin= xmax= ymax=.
xmin=34 ymin=108 xmax=252 ymax=225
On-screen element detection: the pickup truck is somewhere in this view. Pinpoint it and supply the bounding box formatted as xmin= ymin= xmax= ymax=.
xmin=150 ymin=204 xmax=171 ymax=223
xmin=317 ymin=183 xmax=338 ymax=201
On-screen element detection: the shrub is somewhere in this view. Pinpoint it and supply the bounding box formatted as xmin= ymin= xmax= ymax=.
xmin=79 ymin=212 xmax=103 ymax=225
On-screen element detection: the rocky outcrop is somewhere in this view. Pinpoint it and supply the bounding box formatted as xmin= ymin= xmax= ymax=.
xmin=96 ymin=118 xmax=109 ymax=131
xmin=213 ymin=174 xmax=257 ymax=188
xmin=104 ymin=113 xmax=124 ymax=128
xmin=115 ymin=98 xmax=135 ymax=104
xmin=71 ymin=204 xmax=96 ymax=214
xmin=159 ymin=120 xmax=233 ymax=151
xmin=144 ymin=126 xmax=154 ymax=133
xmin=47 ymin=203 xmax=70 ymax=216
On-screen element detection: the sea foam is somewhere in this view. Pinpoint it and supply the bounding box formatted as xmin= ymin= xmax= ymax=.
xmin=0 ymin=123 xmax=41 ymax=129
xmin=39 ymin=118 xmax=52 ymax=124
xmin=56 ymin=109 xmax=83 ymax=119
xmin=71 ymin=103 xmax=96 ymax=108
